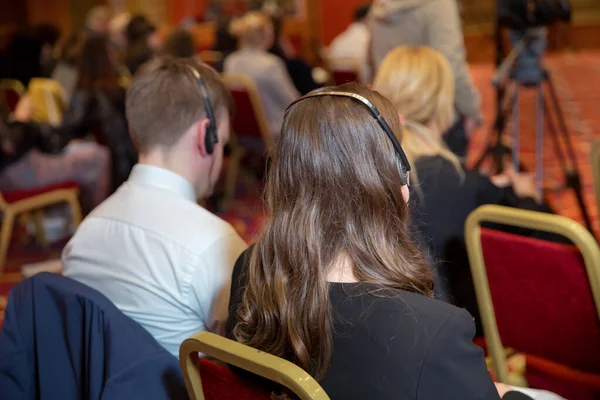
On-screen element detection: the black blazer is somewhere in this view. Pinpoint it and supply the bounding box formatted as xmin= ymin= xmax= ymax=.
xmin=226 ymin=250 xmax=527 ymax=400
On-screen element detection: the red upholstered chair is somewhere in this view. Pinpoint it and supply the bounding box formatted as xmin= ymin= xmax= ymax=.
xmin=591 ymin=138 xmax=600 ymax=232
xmin=180 ymin=331 xmax=330 ymax=400
xmin=221 ymin=73 xmax=271 ymax=152
xmin=0 ymin=182 xmax=82 ymax=272
xmin=327 ymin=58 xmax=360 ymax=85
xmin=0 ymin=79 xmax=26 ymax=113
xmin=465 ymin=205 xmax=600 ymax=399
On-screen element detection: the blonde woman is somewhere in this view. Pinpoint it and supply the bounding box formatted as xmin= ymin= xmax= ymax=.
xmin=373 ymin=46 xmax=552 ymax=318
xmin=224 ymin=11 xmax=300 ymax=139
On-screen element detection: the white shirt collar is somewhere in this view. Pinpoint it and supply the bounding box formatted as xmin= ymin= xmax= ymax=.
xmin=128 ymin=164 xmax=196 ymax=202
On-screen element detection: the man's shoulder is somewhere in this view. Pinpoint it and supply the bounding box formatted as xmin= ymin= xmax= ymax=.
xmin=84 ymin=185 xmax=243 ymax=252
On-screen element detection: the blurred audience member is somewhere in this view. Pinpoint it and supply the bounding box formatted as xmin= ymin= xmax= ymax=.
xmin=0 ymin=97 xmax=110 ymax=212
xmin=212 ymin=16 xmax=238 ymax=72
xmin=268 ymin=14 xmax=319 ymax=95
xmin=62 ymin=35 xmax=136 ymax=190
xmin=63 ymin=57 xmax=247 ymax=358
xmin=226 ymin=83 xmax=522 ymax=400
xmin=2 ymin=28 xmax=44 ymax=86
xmin=125 ymin=15 xmax=161 ymax=75
xmin=163 ymin=29 xmax=196 ymax=59
xmin=51 ymin=31 xmax=85 ymax=101
xmin=109 ymin=12 xmax=132 ymax=55
xmin=373 ymin=46 xmax=552 ymax=318
xmin=328 ymin=4 xmax=371 ymax=82
xmin=369 ymin=0 xmax=481 ymax=157
xmin=226 ymin=11 xmax=299 ymax=138
xmin=34 ymin=23 xmax=62 ymax=77
xmin=85 ymin=5 xmax=113 ymax=36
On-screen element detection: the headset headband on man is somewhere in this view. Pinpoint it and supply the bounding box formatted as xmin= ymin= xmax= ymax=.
xmin=186 ymin=65 xmax=218 ymax=154
xmin=286 ymin=91 xmax=412 ymax=184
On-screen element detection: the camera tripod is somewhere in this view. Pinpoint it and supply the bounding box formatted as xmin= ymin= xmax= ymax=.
xmin=474 ymin=35 xmax=592 ymax=232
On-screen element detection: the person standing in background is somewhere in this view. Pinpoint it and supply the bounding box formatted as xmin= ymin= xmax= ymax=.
xmin=369 ymin=0 xmax=482 ymax=157
xmin=328 ymin=4 xmax=372 ymax=83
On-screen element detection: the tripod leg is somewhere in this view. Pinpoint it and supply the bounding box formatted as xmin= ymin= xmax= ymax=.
xmin=535 ymin=85 xmax=544 ymax=196
xmin=543 ymin=97 xmax=569 ymax=176
xmin=511 ymin=84 xmax=520 ymax=173
xmin=545 ymin=73 xmax=578 ymax=165
xmin=544 ymin=73 xmax=593 ymax=232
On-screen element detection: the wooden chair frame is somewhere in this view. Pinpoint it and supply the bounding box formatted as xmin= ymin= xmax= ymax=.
xmin=591 ymin=138 xmax=600 ymax=228
xmin=0 ymin=188 xmax=82 ymax=273
xmin=180 ymin=332 xmax=330 ymax=400
xmin=465 ymin=204 xmax=600 ymax=383
xmin=326 ymin=57 xmax=362 ymax=85
xmin=220 ymin=73 xmax=272 ymax=150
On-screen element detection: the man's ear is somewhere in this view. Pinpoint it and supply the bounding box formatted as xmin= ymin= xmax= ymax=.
xmin=195 ymin=118 xmax=211 ymax=157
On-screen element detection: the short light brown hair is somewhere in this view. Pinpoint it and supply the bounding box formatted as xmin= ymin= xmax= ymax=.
xmin=126 ymin=56 xmax=232 ymax=153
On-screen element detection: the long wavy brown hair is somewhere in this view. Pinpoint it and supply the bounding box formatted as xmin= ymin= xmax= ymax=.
xmin=234 ymin=83 xmax=434 ymax=381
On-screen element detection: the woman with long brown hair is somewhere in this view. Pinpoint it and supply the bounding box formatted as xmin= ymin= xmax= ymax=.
xmin=61 ymin=35 xmax=136 ymax=190
xmin=225 ymin=83 xmax=521 ymax=399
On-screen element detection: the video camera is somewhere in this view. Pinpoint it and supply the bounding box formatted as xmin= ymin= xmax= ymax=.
xmin=498 ymin=0 xmax=572 ymax=31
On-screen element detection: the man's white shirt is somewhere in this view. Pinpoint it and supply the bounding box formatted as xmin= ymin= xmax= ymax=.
xmin=63 ymin=164 xmax=247 ymax=357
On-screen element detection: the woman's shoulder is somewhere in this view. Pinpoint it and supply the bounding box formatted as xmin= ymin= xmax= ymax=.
xmin=331 ymin=283 xmax=475 ymax=341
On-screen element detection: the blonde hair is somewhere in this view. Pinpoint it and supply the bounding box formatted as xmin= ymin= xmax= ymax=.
xmin=229 ymin=11 xmax=272 ymax=48
xmin=373 ymin=46 xmax=462 ymax=182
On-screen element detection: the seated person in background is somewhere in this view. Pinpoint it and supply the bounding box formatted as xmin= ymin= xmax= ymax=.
xmin=369 ymin=0 xmax=482 ymax=157
xmin=85 ymin=5 xmax=113 ymax=37
xmin=61 ymin=35 xmax=136 ymax=190
xmin=226 ymin=83 xmax=531 ymax=400
xmin=162 ymin=28 xmax=197 ymax=59
xmin=2 ymin=27 xmax=45 ymax=87
xmin=51 ymin=31 xmax=86 ymax=102
xmin=34 ymin=23 xmax=62 ymax=78
xmin=0 ymin=97 xmax=110 ymax=212
xmin=124 ymin=15 xmax=161 ymax=75
xmin=268 ymin=14 xmax=320 ymax=95
xmin=373 ymin=46 xmax=552 ymax=317
xmin=108 ymin=12 xmax=132 ymax=57
xmin=327 ymin=4 xmax=371 ymax=83
xmin=63 ymin=57 xmax=248 ymax=358
xmin=212 ymin=15 xmax=238 ymax=73
xmin=225 ymin=11 xmax=300 ymax=138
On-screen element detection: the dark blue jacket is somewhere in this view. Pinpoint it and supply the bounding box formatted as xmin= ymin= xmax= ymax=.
xmin=0 ymin=272 xmax=188 ymax=399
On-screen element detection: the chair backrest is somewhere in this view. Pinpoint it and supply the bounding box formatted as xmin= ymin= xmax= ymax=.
xmin=465 ymin=205 xmax=600 ymax=383
xmin=591 ymin=138 xmax=600 ymax=229
xmin=328 ymin=58 xmax=360 ymax=85
xmin=0 ymin=79 xmax=26 ymax=113
xmin=180 ymin=331 xmax=330 ymax=400
xmin=196 ymin=358 xmax=270 ymax=400
xmin=221 ymin=73 xmax=271 ymax=150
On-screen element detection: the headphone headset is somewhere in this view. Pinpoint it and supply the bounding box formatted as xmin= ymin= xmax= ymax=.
xmin=187 ymin=65 xmax=218 ymax=155
xmin=285 ymin=91 xmax=412 ymax=186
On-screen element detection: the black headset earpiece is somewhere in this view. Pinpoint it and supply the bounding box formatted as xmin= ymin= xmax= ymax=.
xmin=285 ymin=91 xmax=412 ymax=186
xmin=187 ymin=65 xmax=218 ymax=155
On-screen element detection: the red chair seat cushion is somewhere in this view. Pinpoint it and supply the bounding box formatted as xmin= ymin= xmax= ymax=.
xmin=2 ymin=181 xmax=78 ymax=204
xmin=198 ymin=358 xmax=271 ymax=400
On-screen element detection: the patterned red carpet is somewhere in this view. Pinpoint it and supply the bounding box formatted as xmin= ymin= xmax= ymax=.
xmin=1 ymin=51 xmax=600 ymax=327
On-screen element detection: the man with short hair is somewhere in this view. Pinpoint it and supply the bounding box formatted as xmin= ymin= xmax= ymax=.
xmin=63 ymin=57 xmax=247 ymax=357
